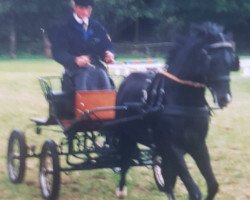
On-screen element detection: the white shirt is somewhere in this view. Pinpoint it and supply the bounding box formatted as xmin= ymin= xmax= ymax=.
xmin=73 ymin=13 xmax=89 ymax=28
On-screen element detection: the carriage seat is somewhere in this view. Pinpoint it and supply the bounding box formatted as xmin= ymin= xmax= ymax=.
xmin=47 ymin=91 xmax=74 ymax=119
xmin=39 ymin=76 xmax=74 ymax=120
xmin=39 ymin=76 xmax=116 ymax=121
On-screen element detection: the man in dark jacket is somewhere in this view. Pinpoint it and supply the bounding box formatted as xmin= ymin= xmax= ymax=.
xmin=50 ymin=0 xmax=115 ymax=91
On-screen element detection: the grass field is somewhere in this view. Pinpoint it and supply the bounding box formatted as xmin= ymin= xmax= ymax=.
xmin=0 ymin=58 xmax=250 ymax=200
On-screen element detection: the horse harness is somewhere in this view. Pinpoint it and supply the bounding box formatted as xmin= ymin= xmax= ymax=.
xmin=160 ymin=41 xmax=235 ymax=86
xmin=142 ymin=41 xmax=235 ymax=117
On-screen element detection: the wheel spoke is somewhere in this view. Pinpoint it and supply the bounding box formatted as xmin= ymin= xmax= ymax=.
xmin=7 ymin=130 xmax=27 ymax=183
xmin=39 ymin=140 xmax=60 ymax=199
xmin=8 ymin=140 xmax=21 ymax=179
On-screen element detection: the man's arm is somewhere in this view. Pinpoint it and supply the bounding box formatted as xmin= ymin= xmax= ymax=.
xmin=96 ymin=23 xmax=115 ymax=63
xmin=49 ymin=25 xmax=78 ymax=71
xmin=104 ymin=50 xmax=115 ymax=64
xmin=75 ymin=55 xmax=91 ymax=67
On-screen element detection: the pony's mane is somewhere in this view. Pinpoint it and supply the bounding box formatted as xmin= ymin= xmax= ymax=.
xmin=190 ymin=22 xmax=224 ymax=39
xmin=167 ymin=22 xmax=225 ymax=69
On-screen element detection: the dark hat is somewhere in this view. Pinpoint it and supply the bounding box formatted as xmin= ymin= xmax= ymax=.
xmin=74 ymin=0 xmax=94 ymax=6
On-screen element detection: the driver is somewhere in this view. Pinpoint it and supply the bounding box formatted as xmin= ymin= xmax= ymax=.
xmin=49 ymin=0 xmax=115 ymax=91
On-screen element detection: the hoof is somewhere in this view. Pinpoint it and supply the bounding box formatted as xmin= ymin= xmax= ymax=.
xmin=116 ymin=186 xmax=127 ymax=199
xmin=167 ymin=193 xmax=175 ymax=200
xmin=206 ymin=182 xmax=219 ymax=200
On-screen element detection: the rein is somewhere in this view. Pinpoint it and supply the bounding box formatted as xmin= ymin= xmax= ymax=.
xmin=151 ymin=40 xmax=234 ymax=114
xmin=159 ymin=41 xmax=234 ymax=88
xmin=159 ymin=68 xmax=206 ymax=88
xmin=156 ymin=70 xmax=213 ymax=116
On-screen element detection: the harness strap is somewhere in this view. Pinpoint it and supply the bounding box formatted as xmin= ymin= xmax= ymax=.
xmin=207 ymin=42 xmax=234 ymax=49
xmin=159 ymin=68 xmax=206 ymax=88
xmin=208 ymin=75 xmax=230 ymax=82
xmin=163 ymin=105 xmax=210 ymax=118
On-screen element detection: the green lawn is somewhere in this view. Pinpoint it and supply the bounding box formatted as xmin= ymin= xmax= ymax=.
xmin=0 ymin=58 xmax=250 ymax=200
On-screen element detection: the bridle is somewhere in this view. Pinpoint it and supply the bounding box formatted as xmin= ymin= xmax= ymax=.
xmin=206 ymin=41 xmax=234 ymax=50
xmin=205 ymin=41 xmax=234 ymax=83
xmin=159 ymin=41 xmax=234 ymax=88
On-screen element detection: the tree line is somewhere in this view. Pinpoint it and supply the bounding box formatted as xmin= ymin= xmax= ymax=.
xmin=0 ymin=0 xmax=250 ymax=58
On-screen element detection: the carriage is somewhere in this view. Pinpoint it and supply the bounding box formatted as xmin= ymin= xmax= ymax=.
xmin=7 ymin=74 xmax=164 ymax=200
xmin=7 ymin=22 xmax=240 ymax=200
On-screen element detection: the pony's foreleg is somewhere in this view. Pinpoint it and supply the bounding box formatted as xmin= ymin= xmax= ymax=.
xmin=170 ymin=145 xmax=202 ymax=200
xmin=190 ymin=143 xmax=219 ymax=200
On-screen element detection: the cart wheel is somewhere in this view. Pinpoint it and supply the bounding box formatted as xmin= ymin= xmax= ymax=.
xmin=153 ymin=155 xmax=165 ymax=192
xmin=39 ymin=140 xmax=60 ymax=200
xmin=7 ymin=129 xmax=27 ymax=183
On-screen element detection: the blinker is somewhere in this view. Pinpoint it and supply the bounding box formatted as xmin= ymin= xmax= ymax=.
xmin=231 ymin=55 xmax=240 ymax=71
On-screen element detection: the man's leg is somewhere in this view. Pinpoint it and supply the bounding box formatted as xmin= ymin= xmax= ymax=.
xmin=73 ymin=68 xmax=89 ymax=90
xmin=62 ymin=73 xmax=75 ymax=92
xmin=73 ymin=67 xmax=113 ymax=90
xmin=95 ymin=68 xmax=113 ymax=90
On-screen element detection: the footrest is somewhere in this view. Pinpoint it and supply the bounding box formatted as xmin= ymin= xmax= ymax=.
xmin=30 ymin=117 xmax=57 ymax=126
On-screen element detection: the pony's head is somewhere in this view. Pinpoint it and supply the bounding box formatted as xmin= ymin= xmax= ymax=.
xmin=167 ymin=22 xmax=240 ymax=108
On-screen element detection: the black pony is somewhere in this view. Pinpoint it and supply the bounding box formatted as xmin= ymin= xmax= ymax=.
xmin=114 ymin=22 xmax=239 ymax=200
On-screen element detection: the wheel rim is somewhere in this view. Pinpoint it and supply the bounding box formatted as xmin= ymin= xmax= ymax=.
xmin=40 ymin=150 xmax=54 ymax=198
xmin=154 ymin=156 xmax=165 ymax=187
xmin=8 ymin=139 xmax=21 ymax=180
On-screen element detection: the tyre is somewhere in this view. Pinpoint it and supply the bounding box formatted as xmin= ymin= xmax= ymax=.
xmin=153 ymin=155 xmax=165 ymax=192
xmin=7 ymin=129 xmax=27 ymax=183
xmin=39 ymin=140 xmax=60 ymax=200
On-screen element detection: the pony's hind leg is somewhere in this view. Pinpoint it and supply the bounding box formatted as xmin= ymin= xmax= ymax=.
xmin=170 ymin=145 xmax=202 ymax=200
xmin=190 ymin=143 xmax=219 ymax=200
xmin=116 ymin=166 xmax=129 ymax=199
xmin=161 ymin=156 xmax=177 ymax=200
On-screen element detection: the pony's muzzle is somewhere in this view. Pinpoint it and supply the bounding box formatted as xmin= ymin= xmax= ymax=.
xmin=218 ymin=93 xmax=232 ymax=108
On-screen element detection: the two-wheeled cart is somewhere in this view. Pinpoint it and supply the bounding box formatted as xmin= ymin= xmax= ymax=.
xmin=7 ymin=76 xmax=164 ymax=200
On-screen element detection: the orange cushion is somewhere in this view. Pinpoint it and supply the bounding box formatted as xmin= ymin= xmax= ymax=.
xmin=75 ymin=90 xmax=116 ymax=120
